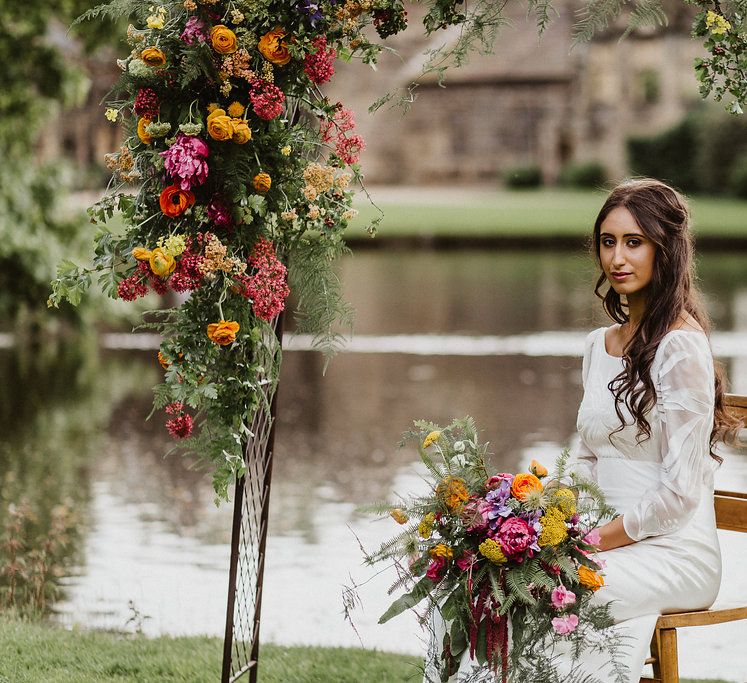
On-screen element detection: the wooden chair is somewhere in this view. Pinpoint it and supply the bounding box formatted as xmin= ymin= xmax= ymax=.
xmin=640 ymin=393 xmax=747 ymax=683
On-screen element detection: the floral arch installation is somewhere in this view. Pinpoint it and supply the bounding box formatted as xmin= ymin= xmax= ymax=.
xmin=50 ymin=0 xmax=746 ymax=681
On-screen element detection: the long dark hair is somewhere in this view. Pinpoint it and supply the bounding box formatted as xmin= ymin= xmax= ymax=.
xmin=592 ymin=178 xmax=738 ymax=461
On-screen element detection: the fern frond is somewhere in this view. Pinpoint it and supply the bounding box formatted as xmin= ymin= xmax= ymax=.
xmin=72 ymin=0 xmax=140 ymax=26
xmin=572 ymin=0 xmax=626 ymax=45
xmin=621 ymin=0 xmax=668 ymax=39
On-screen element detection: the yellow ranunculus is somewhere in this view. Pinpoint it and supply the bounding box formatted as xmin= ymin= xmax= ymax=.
xmin=389 ymin=508 xmax=408 ymax=525
xmin=429 ymin=544 xmax=454 ymax=560
xmin=149 ymin=247 xmax=176 ymax=277
xmin=141 ymin=47 xmax=167 ymax=67
xmin=511 ymin=472 xmax=544 ymax=501
xmin=578 ymin=565 xmax=605 ymax=592
xmin=258 ymin=27 xmax=291 ymax=66
xmin=137 ymin=118 xmax=153 ymax=145
xmin=253 ymin=172 xmax=271 ymax=193
xmin=207 ymin=112 xmax=234 ymax=141
xmin=132 ymin=247 xmax=152 ymax=261
xmin=529 ymin=459 xmax=548 ymax=478
xmin=207 ymin=320 xmax=240 ymax=346
xmin=210 ymin=24 xmax=238 ymax=54
xmin=231 ymin=119 xmax=252 ymax=144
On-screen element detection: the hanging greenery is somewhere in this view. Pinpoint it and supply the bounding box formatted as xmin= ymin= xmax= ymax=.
xmin=48 ymin=0 xmax=745 ymax=502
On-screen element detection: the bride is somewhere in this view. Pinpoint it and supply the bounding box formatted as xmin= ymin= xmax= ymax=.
xmin=427 ymin=178 xmax=739 ymax=682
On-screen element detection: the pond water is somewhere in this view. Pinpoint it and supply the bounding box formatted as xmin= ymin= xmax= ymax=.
xmin=2 ymin=249 xmax=747 ymax=681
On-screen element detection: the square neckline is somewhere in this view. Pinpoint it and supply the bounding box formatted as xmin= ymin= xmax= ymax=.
xmin=601 ymin=325 xmax=707 ymax=359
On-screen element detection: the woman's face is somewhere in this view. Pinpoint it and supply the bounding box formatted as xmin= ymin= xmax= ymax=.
xmin=598 ymin=206 xmax=656 ymax=298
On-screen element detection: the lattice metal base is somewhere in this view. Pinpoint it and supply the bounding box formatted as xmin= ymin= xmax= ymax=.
xmin=222 ymin=314 xmax=284 ymax=683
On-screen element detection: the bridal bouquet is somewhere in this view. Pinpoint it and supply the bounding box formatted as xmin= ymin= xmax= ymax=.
xmin=366 ymin=418 xmax=626 ymax=683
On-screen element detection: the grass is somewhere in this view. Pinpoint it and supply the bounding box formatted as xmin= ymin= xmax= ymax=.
xmin=350 ymin=188 xmax=747 ymax=238
xmin=0 ymin=618 xmax=735 ymax=683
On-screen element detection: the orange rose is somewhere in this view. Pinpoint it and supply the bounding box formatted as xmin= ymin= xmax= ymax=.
xmin=231 ymin=119 xmax=252 ymax=144
xmin=159 ymin=185 xmax=196 ymax=217
xmin=141 ymin=47 xmax=167 ymax=67
xmin=258 ymin=27 xmax=291 ymax=66
xmin=578 ymin=565 xmax=605 ymax=591
xmin=210 ymin=25 xmax=237 ymax=55
xmin=529 ymin=460 xmax=548 ymax=478
xmin=207 ymin=320 xmax=240 ymax=346
xmin=137 ymin=117 xmax=153 ymax=145
xmin=510 ymin=472 xmax=543 ymax=501
xmin=207 ymin=109 xmax=234 ymax=141
xmin=149 ymin=247 xmax=176 ymax=277
xmin=253 ymin=172 xmax=271 ymax=193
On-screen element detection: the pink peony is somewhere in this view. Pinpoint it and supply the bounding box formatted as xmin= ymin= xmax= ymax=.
xmin=495 ymin=516 xmax=535 ymax=560
xmin=486 ymin=473 xmax=515 ymax=490
xmin=160 ymin=134 xmax=209 ymax=190
xmin=551 ymin=613 xmax=579 ymax=635
xmin=550 ymin=585 xmax=577 ymax=610
xmin=426 ymin=556 xmax=446 ymax=581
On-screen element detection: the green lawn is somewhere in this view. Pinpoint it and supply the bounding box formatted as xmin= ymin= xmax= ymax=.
xmin=0 ymin=618 xmax=735 ymax=682
xmin=350 ymin=188 xmax=747 ymax=238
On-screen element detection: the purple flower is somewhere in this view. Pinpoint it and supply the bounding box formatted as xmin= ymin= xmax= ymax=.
xmin=297 ymin=0 xmax=323 ymax=26
xmin=160 ymin=134 xmax=209 ymax=190
xmin=551 ymin=613 xmax=579 ymax=635
xmin=180 ymin=16 xmax=207 ymax=45
xmin=550 ymin=585 xmax=577 ymax=610
xmin=485 ymin=480 xmax=513 ymax=528
xmin=207 ymin=195 xmax=232 ymax=228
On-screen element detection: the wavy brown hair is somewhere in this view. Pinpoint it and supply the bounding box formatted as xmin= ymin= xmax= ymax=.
xmin=592 ymin=178 xmax=739 ymax=462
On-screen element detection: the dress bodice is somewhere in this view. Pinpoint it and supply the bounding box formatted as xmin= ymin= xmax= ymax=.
xmin=571 ymin=326 xmax=717 ymax=541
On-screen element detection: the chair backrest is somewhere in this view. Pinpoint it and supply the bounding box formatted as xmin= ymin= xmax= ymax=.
xmin=714 ymin=394 xmax=747 ymax=533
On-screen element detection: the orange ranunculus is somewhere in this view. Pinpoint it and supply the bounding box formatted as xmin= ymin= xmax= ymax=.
xmin=207 ymin=320 xmax=240 ymax=346
xmin=578 ymin=565 xmax=605 ymax=591
xmin=137 ymin=117 xmax=153 ymax=145
xmin=132 ymin=247 xmax=152 ymax=261
xmin=253 ymin=172 xmax=271 ymax=193
xmin=149 ymin=247 xmax=176 ymax=277
xmin=210 ymin=24 xmax=237 ymax=55
xmin=141 ymin=47 xmax=167 ymax=67
xmin=389 ymin=508 xmax=408 ymax=525
xmin=510 ymin=472 xmax=543 ymax=501
xmin=158 ymin=351 xmax=170 ymax=369
xmin=231 ymin=119 xmax=252 ymax=144
xmin=207 ymin=109 xmax=234 ymax=141
xmin=159 ymin=185 xmax=196 ymax=217
xmin=258 ymin=27 xmax=291 ymax=66
xmin=529 ymin=459 xmax=548 ymax=478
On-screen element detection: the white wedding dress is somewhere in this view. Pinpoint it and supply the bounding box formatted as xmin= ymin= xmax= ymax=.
xmin=426 ymin=326 xmax=722 ymax=683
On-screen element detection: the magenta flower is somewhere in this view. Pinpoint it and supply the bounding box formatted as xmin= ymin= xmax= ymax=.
xmin=583 ymin=529 xmax=602 ymax=548
xmin=426 ymin=556 xmax=446 ymax=581
xmin=550 ymin=586 xmax=577 ymax=610
xmin=456 ymin=550 xmax=476 ymax=572
xmin=180 ymin=15 xmax=207 ymax=45
xmin=495 ymin=516 xmax=535 ymax=560
xmin=551 ymin=613 xmax=579 ymax=635
xmin=160 ymin=134 xmax=209 ymax=190
xmin=207 ymin=195 xmax=233 ymax=228
xmin=461 ymin=497 xmax=491 ymax=532
xmin=486 ymin=473 xmax=515 ymax=490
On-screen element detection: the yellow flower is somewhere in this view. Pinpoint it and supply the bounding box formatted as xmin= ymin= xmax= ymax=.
xmin=141 ymin=47 xmax=167 ymax=67
xmin=231 ymin=119 xmax=252 ymax=144
xmin=418 ymin=512 xmax=435 ymax=539
xmin=280 ymin=145 xmax=291 ymax=156
xmin=422 ymin=430 xmax=441 ymax=449
xmin=258 ymin=26 xmax=291 ymax=66
xmin=529 ymin=460 xmax=548 ymax=478
xmin=207 ymin=102 xmax=220 ymax=114
xmin=149 ymin=247 xmax=176 ymax=277
xmin=705 ymin=10 xmax=731 ymax=36
xmin=158 ymin=351 xmax=170 ymax=370
xmin=578 ymin=565 xmax=605 ymax=592
xmin=207 ymin=110 xmax=234 ymax=141
xmin=511 ymin=473 xmax=544 ymax=501
xmin=137 ymin=117 xmax=153 ymax=145
xmin=146 ymin=14 xmax=165 ymax=29
xmin=253 ymin=172 xmax=271 ymax=193
xmin=389 ymin=508 xmax=408 ymax=525
xmin=207 ymin=320 xmax=240 ymax=346
xmin=429 ymin=544 xmax=454 ymax=560
xmin=104 ymin=108 xmax=118 ymax=122
xmin=211 ymin=24 xmax=238 ymax=54
xmin=158 ymin=234 xmax=187 ymax=258
xmin=227 ymin=101 xmax=245 ymax=118
xmin=538 ymin=507 xmax=568 ymax=547
xmin=478 ymin=538 xmax=507 ymax=565
xmin=553 ymin=488 xmax=577 ymax=520
xmin=436 ymin=476 xmax=469 ymax=513
xmin=132 ymin=247 xmax=152 ymax=261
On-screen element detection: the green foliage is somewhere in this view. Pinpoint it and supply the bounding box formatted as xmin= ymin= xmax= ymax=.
xmin=558 ymin=162 xmax=607 ymax=189
xmin=503 ymin=165 xmax=543 ymax=189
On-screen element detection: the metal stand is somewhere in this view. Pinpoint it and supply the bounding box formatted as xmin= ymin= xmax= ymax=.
xmin=222 ymin=313 xmax=284 ymax=682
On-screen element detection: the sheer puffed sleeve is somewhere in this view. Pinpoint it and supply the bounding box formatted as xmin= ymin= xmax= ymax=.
xmin=622 ymin=332 xmax=715 ymax=541
xmin=568 ymin=329 xmax=600 ymax=482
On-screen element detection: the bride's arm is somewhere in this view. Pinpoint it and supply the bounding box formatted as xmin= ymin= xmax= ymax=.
xmin=620 ymin=333 xmax=715 ymax=543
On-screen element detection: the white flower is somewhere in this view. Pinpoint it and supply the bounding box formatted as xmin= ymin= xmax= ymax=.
xmin=453 ymin=441 xmax=466 ymax=453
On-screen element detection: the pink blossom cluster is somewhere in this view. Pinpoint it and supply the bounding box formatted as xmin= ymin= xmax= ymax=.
xmin=165 ymin=402 xmax=194 ymax=439
xmin=116 ymin=261 xmax=169 ymax=301
xmin=170 ymin=240 xmax=204 ymax=293
xmin=240 ymin=238 xmax=290 ymax=321
xmin=180 ymin=15 xmax=207 ymax=45
xmin=320 ymin=103 xmax=366 ymax=165
xmin=160 ymin=133 xmax=209 ymax=190
xmin=134 ymin=87 xmax=160 ymax=118
xmin=303 ymin=36 xmax=336 ymax=85
xmin=250 ymin=79 xmax=286 ymax=121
